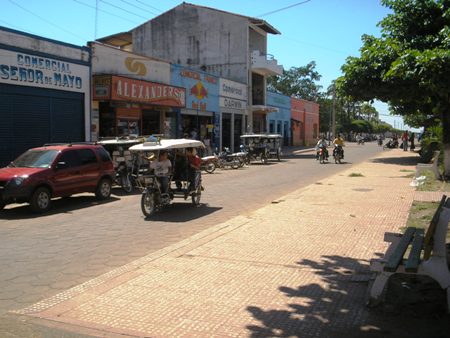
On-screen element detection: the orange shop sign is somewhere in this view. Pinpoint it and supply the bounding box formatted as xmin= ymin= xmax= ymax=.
xmin=111 ymin=76 xmax=185 ymax=107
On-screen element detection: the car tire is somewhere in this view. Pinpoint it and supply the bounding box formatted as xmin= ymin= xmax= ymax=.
xmin=95 ymin=178 xmax=112 ymax=200
xmin=30 ymin=187 xmax=51 ymax=213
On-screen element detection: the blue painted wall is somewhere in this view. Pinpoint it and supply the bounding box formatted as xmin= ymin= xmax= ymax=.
xmin=266 ymin=91 xmax=291 ymax=142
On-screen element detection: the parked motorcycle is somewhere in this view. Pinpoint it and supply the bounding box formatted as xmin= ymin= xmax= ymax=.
xmin=215 ymin=148 xmax=241 ymax=169
xmin=383 ymin=139 xmax=399 ymax=150
xmin=200 ymin=155 xmax=218 ymax=174
xmin=116 ymin=162 xmax=133 ymax=193
xmin=333 ymin=145 xmax=344 ymax=164
xmin=377 ymin=138 xmax=383 ymax=146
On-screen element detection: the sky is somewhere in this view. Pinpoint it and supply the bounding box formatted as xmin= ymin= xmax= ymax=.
xmin=1 ymin=0 xmax=419 ymax=132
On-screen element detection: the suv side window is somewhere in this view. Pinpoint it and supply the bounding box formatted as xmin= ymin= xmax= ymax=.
xmin=96 ymin=147 xmax=112 ymax=162
xmin=77 ymin=149 xmax=98 ymax=165
xmin=58 ymin=150 xmax=81 ymax=168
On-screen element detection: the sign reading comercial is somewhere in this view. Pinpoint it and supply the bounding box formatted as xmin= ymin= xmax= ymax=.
xmin=93 ymin=75 xmax=185 ymax=107
xmin=219 ymin=78 xmax=247 ymax=110
xmin=0 ymin=49 xmax=89 ymax=92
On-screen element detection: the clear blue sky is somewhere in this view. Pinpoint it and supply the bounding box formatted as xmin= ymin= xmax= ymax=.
xmin=1 ymin=0 xmax=417 ymax=131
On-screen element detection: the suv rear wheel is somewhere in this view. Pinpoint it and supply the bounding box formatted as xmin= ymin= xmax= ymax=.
xmin=30 ymin=187 xmax=51 ymax=213
xmin=96 ymin=178 xmax=112 ymax=200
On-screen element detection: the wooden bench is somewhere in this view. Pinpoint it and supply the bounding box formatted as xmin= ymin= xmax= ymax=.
xmin=416 ymin=150 xmax=440 ymax=179
xmin=368 ymin=195 xmax=450 ymax=312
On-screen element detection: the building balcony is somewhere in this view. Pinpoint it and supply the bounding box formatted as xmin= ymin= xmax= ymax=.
xmin=251 ymin=50 xmax=283 ymax=76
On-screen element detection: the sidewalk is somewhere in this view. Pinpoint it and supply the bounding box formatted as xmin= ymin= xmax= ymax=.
xmin=10 ymin=150 xmax=450 ymax=337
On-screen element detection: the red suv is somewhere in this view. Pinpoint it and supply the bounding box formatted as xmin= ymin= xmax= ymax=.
xmin=0 ymin=144 xmax=115 ymax=213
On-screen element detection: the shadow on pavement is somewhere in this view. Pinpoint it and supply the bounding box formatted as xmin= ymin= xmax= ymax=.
xmin=0 ymin=196 xmax=120 ymax=220
xmin=286 ymin=154 xmax=317 ymax=160
xmin=144 ymin=203 xmax=222 ymax=223
xmin=246 ymin=255 xmax=450 ymax=338
xmin=371 ymin=155 xmax=420 ymax=166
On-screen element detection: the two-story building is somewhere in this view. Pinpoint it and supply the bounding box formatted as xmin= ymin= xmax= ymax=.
xmin=97 ymin=2 xmax=283 ymax=147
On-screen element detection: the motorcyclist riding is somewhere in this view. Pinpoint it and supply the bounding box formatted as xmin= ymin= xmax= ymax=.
xmin=333 ymin=134 xmax=345 ymax=159
xmin=315 ymin=136 xmax=329 ymax=160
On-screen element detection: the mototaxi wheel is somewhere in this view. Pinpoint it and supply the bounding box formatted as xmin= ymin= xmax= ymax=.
xmin=261 ymin=154 xmax=268 ymax=165
xmin=30 ymin=187 xmax=51 ymax=213
xmin=141 ymin=191 xmax=156 ymax=217
xmin=191 ymin=185 xmax=202 ymax=205
xmin=120 ymin=173 xmax=133 ymax=193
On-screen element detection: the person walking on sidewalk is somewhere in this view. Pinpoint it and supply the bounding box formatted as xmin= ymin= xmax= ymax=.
xmin=401 ymin=130 xmax=409 ymax=151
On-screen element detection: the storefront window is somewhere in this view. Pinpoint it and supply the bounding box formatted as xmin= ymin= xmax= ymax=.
xmin=269 ymin=120 xmax=275 ymax=133
xmin=117 ymin=119 xmax=140 ymax=136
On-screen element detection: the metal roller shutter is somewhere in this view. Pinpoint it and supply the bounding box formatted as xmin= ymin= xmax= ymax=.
xmin=0 ymin=84 xmax=85 ymax=167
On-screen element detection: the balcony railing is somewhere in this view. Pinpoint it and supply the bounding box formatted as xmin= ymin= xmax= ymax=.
xmin=251 ymin=50 xmax=283 ymax=76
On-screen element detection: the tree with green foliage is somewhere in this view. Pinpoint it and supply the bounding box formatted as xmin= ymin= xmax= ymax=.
xmin=338 ymin=0 xmax=450 ymax=175
xmin=267 ymin=61 xmax=322 ymax=101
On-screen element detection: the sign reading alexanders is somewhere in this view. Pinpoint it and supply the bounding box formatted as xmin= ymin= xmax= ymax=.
xmin=101 ymin=75 xmax=185 ymax=107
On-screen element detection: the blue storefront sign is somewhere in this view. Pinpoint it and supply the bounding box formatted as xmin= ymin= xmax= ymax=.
xmin=171 ymin=64 xmax=219 ymax=113
xmin=267 ymin=91 xmax=291 ymax=144
xmin=171 ymin=64 xmax=219 ymax=147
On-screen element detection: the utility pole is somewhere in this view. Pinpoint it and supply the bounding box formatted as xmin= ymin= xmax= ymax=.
xmin=331 ymin=85 xmax=336 ymax=143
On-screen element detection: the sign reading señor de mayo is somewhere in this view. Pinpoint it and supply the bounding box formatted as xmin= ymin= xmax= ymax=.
xmin=219 ymin=78 xmax=247 ymax=110
xmin=91 ymin=43 xmax=170 ymax=84
xmin=0 ymin=49 xmax=88 ymax=92
xmin=109 ymin=76 xmax=185 ymax=107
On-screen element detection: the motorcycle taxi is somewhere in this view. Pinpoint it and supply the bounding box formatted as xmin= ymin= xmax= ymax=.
xmin=129 ymin=138 xmax=205 ymax=218
xmin=240 ymin=134 xmax=283 ymax=164
xmin=98 ymin=136 xmax=145 ymax=192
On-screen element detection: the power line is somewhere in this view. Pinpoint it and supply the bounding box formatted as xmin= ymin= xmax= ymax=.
xmin=99 ymin=0 xmax=148 ymax=20
xmin=0 ymin=19 xmax=35 ymax=35
xmin=257 ymin=0 xmax=312 ymax=18
xmin=72 ymin=0 xmax=140 ymax=25
xmin=120 ymin=0 xmax=158 ymax=16
xmin=135 ymin=0 xmax=162 ymax=13
xmin=8 ymin=0 xmax=87 ymax=42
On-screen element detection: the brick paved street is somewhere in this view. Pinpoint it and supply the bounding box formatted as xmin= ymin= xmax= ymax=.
xmin=2 ymin=146 xmax=449 ymax=337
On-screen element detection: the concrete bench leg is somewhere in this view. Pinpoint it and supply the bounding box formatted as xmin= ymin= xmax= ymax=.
xmin=368 ymin=272 xmax=391 ymax=306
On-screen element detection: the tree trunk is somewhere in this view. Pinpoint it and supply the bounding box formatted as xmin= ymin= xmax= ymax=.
xmin=441 ymin=107 xmax=450 ymax=178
